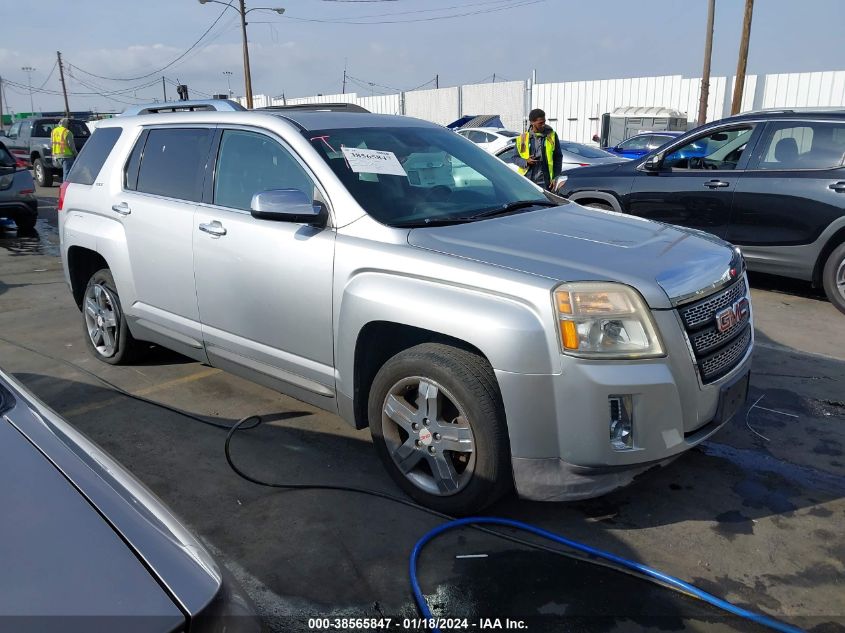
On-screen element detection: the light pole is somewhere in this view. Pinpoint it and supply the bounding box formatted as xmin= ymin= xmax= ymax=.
xmin=223 ymin=70 xmax=234 ymax=97
xmin=21 ymin=66 xmax=35 ymax=114
xmin=198 ymin=0 xmax=285 ymax=109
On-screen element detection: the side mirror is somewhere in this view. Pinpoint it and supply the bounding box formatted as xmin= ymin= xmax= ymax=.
xmin=250 ymin=189 xmax=327 ymax=226
xmin=643 ymin=153 xmax=663 ymax=172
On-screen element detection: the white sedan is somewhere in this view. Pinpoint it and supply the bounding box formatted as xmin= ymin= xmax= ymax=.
xmin=456 ymin=127 xmax=519 ymax=154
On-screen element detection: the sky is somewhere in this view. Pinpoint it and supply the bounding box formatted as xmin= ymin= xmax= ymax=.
xmin=1 ymin=0 xmax=843 ymax=114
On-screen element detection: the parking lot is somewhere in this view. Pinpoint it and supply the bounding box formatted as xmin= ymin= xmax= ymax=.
xmin=0 ymin=186 xmax=841 ymax=631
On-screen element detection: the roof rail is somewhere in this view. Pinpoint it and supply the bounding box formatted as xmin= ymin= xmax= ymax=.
xmin=258 ymin=103 xmax=370 ymax=113
xmin=735 ymin=106 xmax=845 ymax=116
xmin=119 ymin=99 xmax=246 ymax=116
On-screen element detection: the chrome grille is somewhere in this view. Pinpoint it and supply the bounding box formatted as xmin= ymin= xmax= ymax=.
xmin=699 ymin=326 xmax=752 ymax=382
xmin=677 ymin=277 xmax=752 ymax=384
xmin=689 ymin=313 xmax=748 ymax=355
xmin=679 ymin=279 xmax=747 ymax=329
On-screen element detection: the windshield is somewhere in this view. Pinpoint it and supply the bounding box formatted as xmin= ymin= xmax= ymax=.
xmin=307 ymin=126 xmax=548 ymax=226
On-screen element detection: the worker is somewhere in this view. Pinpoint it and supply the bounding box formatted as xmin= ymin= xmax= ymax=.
xmin=514 ymin=108 xmax=562 ymax=190
xmin=51 ymin=117 xmax=77 ymax=181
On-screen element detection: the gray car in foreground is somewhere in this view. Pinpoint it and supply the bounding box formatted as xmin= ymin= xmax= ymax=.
xmin=0 ymin=369 xmax=260 ymax=633
xmin=59 ymin=101 xmax=753 ymax=514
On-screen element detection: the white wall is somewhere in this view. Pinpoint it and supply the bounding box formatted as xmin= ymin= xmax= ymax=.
xmin=246 ymin=70 xmax=845 ymax=142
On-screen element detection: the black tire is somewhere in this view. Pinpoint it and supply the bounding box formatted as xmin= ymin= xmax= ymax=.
xmin=82 ymin=268 xmax=146 ymax=365
xmin=582 ymin=200 xmax=613 ymax=211
xmin=822 ymin=242 xmax=845 ymax=315
xmin=14 ymin=216 xmax=36 ymax=232
xmin=368 ymin=343 xmax=512 ymax=515
xmin=33 ymin=158 xmax=53 ymax=187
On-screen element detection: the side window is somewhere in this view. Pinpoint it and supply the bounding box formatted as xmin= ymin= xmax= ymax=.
xmin=619 ymin=135 xmax=650 ymax=150
xmin=482 ymin=132 xmax=498 ymax=143
xmin=498 ymin=147 xmax=517 ymax=164
xmin=467 ymin=130 xmax=485 ymax=143
xmin=34 ymin=121 xmax=57 ymax=138
xmin=67 ymin=127 xmax=122 ymax=185
xmin=213 ymin=129 xmax=315 ymax=211
xmin=664 ymin=126 xmax=754 ymax=171
xmin=6 ymin=122 xmax=21 ymax=139
xmin=136 ymin=128 xmax=213 ymax=201
xmin=648 ymin=135 xmax=673 ymax=149
xmin=754 ymin=121 xmax=845 ymax=170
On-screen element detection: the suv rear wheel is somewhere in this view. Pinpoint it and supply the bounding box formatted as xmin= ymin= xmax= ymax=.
xmin=82 ymin=269 xmax=146 ymax=364
xmin=368 ymin=343 xmax=511 ymax=515
xmin=822 ymin=242 xmax=845 ymax=315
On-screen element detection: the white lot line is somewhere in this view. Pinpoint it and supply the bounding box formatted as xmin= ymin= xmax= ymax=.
xmin=745 ymin=394 xmax=800 ymax=442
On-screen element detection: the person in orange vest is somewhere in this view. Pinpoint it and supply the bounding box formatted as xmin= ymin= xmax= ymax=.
xmin=51 ymin=117 xmax=77 ymax=181
xmin=514 ymin=108 xmax=562 ymax=190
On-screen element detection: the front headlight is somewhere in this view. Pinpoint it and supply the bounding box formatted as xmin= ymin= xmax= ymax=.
xmin=554 ymin=175 xmax=568 ymax=192
xmin=553 ymin=282 xmax=664 ymax=358
xmin=0 ymin=173 xmax=13 ymax=190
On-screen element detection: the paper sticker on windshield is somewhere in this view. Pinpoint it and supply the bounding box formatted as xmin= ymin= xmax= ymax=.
xmin=341 ymin=147 xmax=407 ymax=176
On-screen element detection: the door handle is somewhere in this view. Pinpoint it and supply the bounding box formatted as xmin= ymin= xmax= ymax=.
xmin=111 ymin=202 xmax=131 ymax=216
xmin=703 ymin=180 xmax=730 ymax=189
xmin=829 ymin=181 xmax=845 ymax=193
xmin=198 ymin=221 xmax=227 ymax=237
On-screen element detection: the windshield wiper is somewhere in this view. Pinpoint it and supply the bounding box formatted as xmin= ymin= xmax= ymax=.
xmin=466 ymin=199 xmax=557 ymax=220
xmin=392 ymin=200 xmax=557 ymax=229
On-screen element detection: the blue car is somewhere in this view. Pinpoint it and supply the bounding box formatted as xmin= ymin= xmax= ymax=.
xmin=605 ymin=131 xmax=685 ymax=159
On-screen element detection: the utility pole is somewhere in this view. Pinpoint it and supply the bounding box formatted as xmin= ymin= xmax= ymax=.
xmin=21 ymin=66 xmax=35 ymax=115
xmin=697 ymin=0 xmax=715 ymax=125
xmin=57 ymin=51 xmax=70 ymax=116
xmin=238 ymin=0 xmax=254 ymax=109
xmin=162 ymin=77 xmax=167 ymax=102
xmin=492 ymin=73 xmax=496 ymax=83
xmin=731 ymin=0 xmax=754 ymax=115
xmin=435 ymin=74 xmax=439 ymax=89
xmin=0 ymin=76 xmax=4 ymax=132
xmin=342 ymin=58 xmax=347 ymax=94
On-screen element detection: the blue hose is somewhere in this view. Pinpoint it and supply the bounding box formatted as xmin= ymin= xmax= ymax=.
xmin=410 ymin=517 xmax=804 ymax=633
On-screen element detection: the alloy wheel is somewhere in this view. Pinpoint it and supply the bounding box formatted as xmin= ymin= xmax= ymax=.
xmin=381 ymin=376 xmax=476 ymax=496
xmin=84 ymin=282 xmax=120 ymax=357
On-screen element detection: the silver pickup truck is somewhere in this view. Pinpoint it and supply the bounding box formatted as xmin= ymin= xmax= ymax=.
xmin=59 ymin=101 xmax=753 ymax=514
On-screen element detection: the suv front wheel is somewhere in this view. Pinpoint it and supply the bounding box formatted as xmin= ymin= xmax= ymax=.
xmin=368 ymin=343 xmax=511 ymax=515
xmin=82 ymin=269 xmax=145 ymax=364
xmin=822 ymin=242 xmax=845 ymax=315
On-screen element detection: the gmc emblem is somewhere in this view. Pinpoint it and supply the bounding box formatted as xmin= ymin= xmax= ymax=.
xmin=715 ymin=297 xmax=750 ymax=333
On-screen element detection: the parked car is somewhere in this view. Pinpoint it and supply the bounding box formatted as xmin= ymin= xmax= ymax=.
xmin=605 ymin=131 xmax=685 ymax=159
xmin=60 ymin=101 xmax=753 ymax=514
xmin=0 ymin=140 xmax=37 ymax=231
xmin=0 ymin=368 xmax=260 ymax=631
xmin=495 ymin=141 xmax=626 ymax=184
xmin=559 ymin=108 xmax=845 ymax=314
xmin=456 ymin=127 xmax=519 ymax=154
xmin=2 ymin=116 xmax=90 ymax=186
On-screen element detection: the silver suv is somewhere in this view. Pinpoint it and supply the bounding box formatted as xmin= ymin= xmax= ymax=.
xmin=59 ymin=100 xmax=753 ymax=514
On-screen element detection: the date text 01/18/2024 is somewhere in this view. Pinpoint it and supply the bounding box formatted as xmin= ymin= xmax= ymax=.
xmin=307 ymin=618 xmax=528 ymax=630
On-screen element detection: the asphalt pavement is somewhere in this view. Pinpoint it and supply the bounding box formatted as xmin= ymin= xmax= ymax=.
xmin=0 ymin=185 xmax=842 ymax=632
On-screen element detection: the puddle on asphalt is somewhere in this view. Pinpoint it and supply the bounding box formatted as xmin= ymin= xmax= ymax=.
xmin=0 ymin=219 xmax=60 ymax=257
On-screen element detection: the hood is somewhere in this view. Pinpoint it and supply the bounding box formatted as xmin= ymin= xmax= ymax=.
xmin=407 ymin=204 xmax=738 ymax=309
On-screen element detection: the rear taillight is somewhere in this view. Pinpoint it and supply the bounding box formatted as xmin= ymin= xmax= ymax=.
xmin=58 ymin=181 xmax=70 ymax=211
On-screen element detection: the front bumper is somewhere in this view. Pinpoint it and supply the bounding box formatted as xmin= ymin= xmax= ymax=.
xmin=498 ymin=287 xmax=753 ymax=502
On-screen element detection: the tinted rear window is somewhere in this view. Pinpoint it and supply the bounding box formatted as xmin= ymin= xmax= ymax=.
xmin=67 ymin=127 xmax=122 ymax=185
xmin=32 ymin=119 xmax=90 ymax=138
xmin=136 ymin=128 xmax=213 ymax=202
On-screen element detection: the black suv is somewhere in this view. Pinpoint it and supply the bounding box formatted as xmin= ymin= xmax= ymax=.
xmin=559 ymin=109 xmax=845 ymax=313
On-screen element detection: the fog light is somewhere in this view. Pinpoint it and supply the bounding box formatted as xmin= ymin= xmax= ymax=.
xmin=609 ymin=395 xmax=634 ymax=450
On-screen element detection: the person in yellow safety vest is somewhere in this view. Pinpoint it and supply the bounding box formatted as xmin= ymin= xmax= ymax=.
xmin=514 ymin=108 xmax=562 ymax=191
xmin=51 ymin=117 xmax=77 ymax=182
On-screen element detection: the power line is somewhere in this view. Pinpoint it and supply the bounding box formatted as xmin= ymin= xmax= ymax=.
xmin=35 ymin=61 xmax=58 ymax=91
xmin=261 ymin=0 xmax=539 ymax=24
xmin=68 ymin=0 xmax=234 ymax=82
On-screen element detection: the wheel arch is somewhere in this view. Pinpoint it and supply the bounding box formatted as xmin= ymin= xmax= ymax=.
xmin=568 ymin=190 xmax=623 ymax=212
xmin=813 ymin=225 xmax=845 ymax=287
xmin=67 ymin=246 xmax=110 ymax=310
